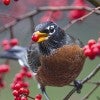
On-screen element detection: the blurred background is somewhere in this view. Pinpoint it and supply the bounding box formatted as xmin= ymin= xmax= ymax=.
xmin=0 ymin=0 xmax=100 ymax=100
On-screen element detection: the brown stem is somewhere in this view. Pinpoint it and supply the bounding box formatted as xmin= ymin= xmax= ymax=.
xmin=29 ymin=16 xmax=35 ymax=33
xmin=27 ymin=95 xmax=35 ymax=100
xmin=9 ymin=26 xmax=14 ymax=39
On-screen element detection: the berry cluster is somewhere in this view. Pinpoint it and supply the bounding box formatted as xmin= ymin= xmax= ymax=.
xmin=11 ymin=67 xmax=32 ymax=90
xmin=0 ymin=64 xmax=10 ymax=89
xmin=1 ymin=38 xmax=19 ymax=50
xmin=83 ymin=38 xmax=100 ymax=59
xmin=68 ymin=0 xmax=87 ymax=20
xmin=11 ymin=67 xmax=42 ymax=100
xmin=12 ymin=83 xmax=29 ymax=100
xmin=11 ymin=67 xmax=32 ymax=100
xmin=3 ymin=0 xmax=19 ymax=6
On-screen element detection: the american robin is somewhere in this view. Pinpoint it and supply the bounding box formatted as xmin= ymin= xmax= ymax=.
xmin=27 ymin=21 xmax=86 ymax=100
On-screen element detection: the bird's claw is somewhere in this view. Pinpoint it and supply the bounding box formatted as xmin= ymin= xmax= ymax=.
xmin=74 ymin=80 xmax=83 ymax=93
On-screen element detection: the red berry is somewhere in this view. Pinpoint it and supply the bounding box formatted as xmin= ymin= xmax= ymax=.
xmin=96 ymin=43 xmax=100 ymax=49
xmin=26 ymin=72 xmax=32 ymax=78
xmin=19 ymin=88 xmax=29 ymax=96
xmin=19 ymin=87 xmax=25 ymax=94
xmin=21 ymin=96 xmax=28 ymax=100
xmin=32 ymin=35 xmax=39 ymax=42
xmin=83 ymin=45 xmax=89 ymax=51
xmin=92 ymin=47 xmax=100 ymax=55
xmin=88 ymin=54 xmax=96 ymax=60
xmin=1 ymin=39 xmax=9 ymax=46
xmin=14 ymin=97 xmax=21 ymax=100
xmin=68 ymin=0 xmax=87 ymax=20
xmin=35 ymin=94 xmax=42 ymax=100
xmin=0 ymin=64 xmax=10 ymax=73
xmin=3 ymin=44 xmax=11 ymax=51
xmin=15 ymin=73 xmax=23 ymax=81
xmin=0 ymin=81 xmax=5 ymax=88
xmin=84 ymin=48 xmax=92 ymax=57
xmin=10 ymin=38 xmax=19 ymax=47
xmin=22 ymin=82 xmax=29 ymax=88
xmin=3 ymin=0 xmax=10 ymax=5
xmin=23 ymin=88 xmax=29 ymax=96
xmin=20 ymin=70 xmax=26 ymax=77
xmin=22 ymin=67 xmax=28 ymax=72
xmin=88 ymin=39 xmax=96 ymax=47
xmin=13 ymin=90 xmax=19 ymax=97
xmin=14 ymin=83 xmax=21 ymax=90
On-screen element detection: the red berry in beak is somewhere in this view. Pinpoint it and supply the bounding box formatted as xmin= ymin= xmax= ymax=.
xmin=31 ymin=35 xmax=39 ymax=42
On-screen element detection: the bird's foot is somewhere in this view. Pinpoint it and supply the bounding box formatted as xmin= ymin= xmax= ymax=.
xmin=74 ymin=80 xmax=83 ymax=93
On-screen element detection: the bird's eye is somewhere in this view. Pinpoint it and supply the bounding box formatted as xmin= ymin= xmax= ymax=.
xmin=40 ymin=29 xmax=49 ymax=33
xmin=49 ymin=26 xmax=54 ymax=33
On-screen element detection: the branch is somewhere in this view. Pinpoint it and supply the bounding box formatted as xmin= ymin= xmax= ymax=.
xmin=0 ymin=6 xmax=100 ymax=33
xmin=87 ymin=0 xmax=100 ymax=7
xmin=82 ymin=83 xmax=100 ymax=100
xmin=63 ymin=64 xmax=100 ymax=100
xmin=63 ymin=6 xmax=100 ymax=30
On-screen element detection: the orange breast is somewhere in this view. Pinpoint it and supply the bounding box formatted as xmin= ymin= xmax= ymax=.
xmin=36 ymin=45 xmax=86 ymax=87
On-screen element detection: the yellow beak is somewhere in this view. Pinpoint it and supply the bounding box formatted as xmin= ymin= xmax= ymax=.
xmin=32 ymin=31 xmax=48 ymax=43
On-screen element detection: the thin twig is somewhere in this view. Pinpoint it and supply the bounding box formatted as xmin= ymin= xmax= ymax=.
xmin=82 ymin=85 xmax=100 ymax=100
xmin=27 ymin=95 xmax=35 ymax=100
xmin=63 ymin=6 xmax=100 ymax=31
xmin=9 ymin=26 xmax=14 ymax=39
xmin=29 ymin=16 xmax=35 ymax=33
xmin=0 ymin=6 xmax=100 ymax=33
xmin=86 ymin=81 xmax=100 ymax=85
xmin=63 ymin=64 xmax=100 ymax=100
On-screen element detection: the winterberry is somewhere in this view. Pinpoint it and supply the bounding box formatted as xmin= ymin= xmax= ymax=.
xmin=26 ymin=72 xmax=32 ymax=78
xmin=88 ymin=39 xmax=96 ymax=47
xmin=32 ymin=35 xmax=39 ymax=42
xmin=21 ymin=96 xmax=28 ymax=100
xmin=10 ymin=38 xmax=19 ymax=47
xmin=68 ymin=0 xmax=87 ymax=20
xmin=1 ymin=39 xmax=9 ymax=46
xmin=35 ymin=94 xmax=42 ymax=100
xmin=3 ymin=0 xmax=10 ymax=5
xmin=13 ymin=90 xmax=19 ymax=97
xmin=14 ymin=83 xmax=21 ymax=90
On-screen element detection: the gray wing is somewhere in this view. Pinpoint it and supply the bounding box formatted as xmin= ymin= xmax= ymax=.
xmin=75 ymin=38 xmax=84 ymax=48
xmin=65 ymin=34 xmax=84 ymax=48
xmin=27 ymin=43 xmax=41 ymax=73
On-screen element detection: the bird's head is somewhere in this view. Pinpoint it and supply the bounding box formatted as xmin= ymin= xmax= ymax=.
xmin=31 ymin=21 xmax=65 ymax=43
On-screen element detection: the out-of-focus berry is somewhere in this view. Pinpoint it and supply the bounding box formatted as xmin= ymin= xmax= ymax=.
xmin=68 ymin=0 xmax=87 ymax=20
xmin=3 ymin=0 xmax=10 ymax=5
xmin=10 ymin=38 xmax=19 ymax=47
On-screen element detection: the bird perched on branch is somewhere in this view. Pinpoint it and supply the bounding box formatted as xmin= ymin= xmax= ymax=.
xmin=27 ymin=21 xmax=86 ymax=100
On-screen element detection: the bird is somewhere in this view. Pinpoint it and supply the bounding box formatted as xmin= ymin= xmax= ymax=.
xmin=27 ymin=21 xmax=86 ymax=100
xmin=0 ymin=46 xmax=29 ymax=68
